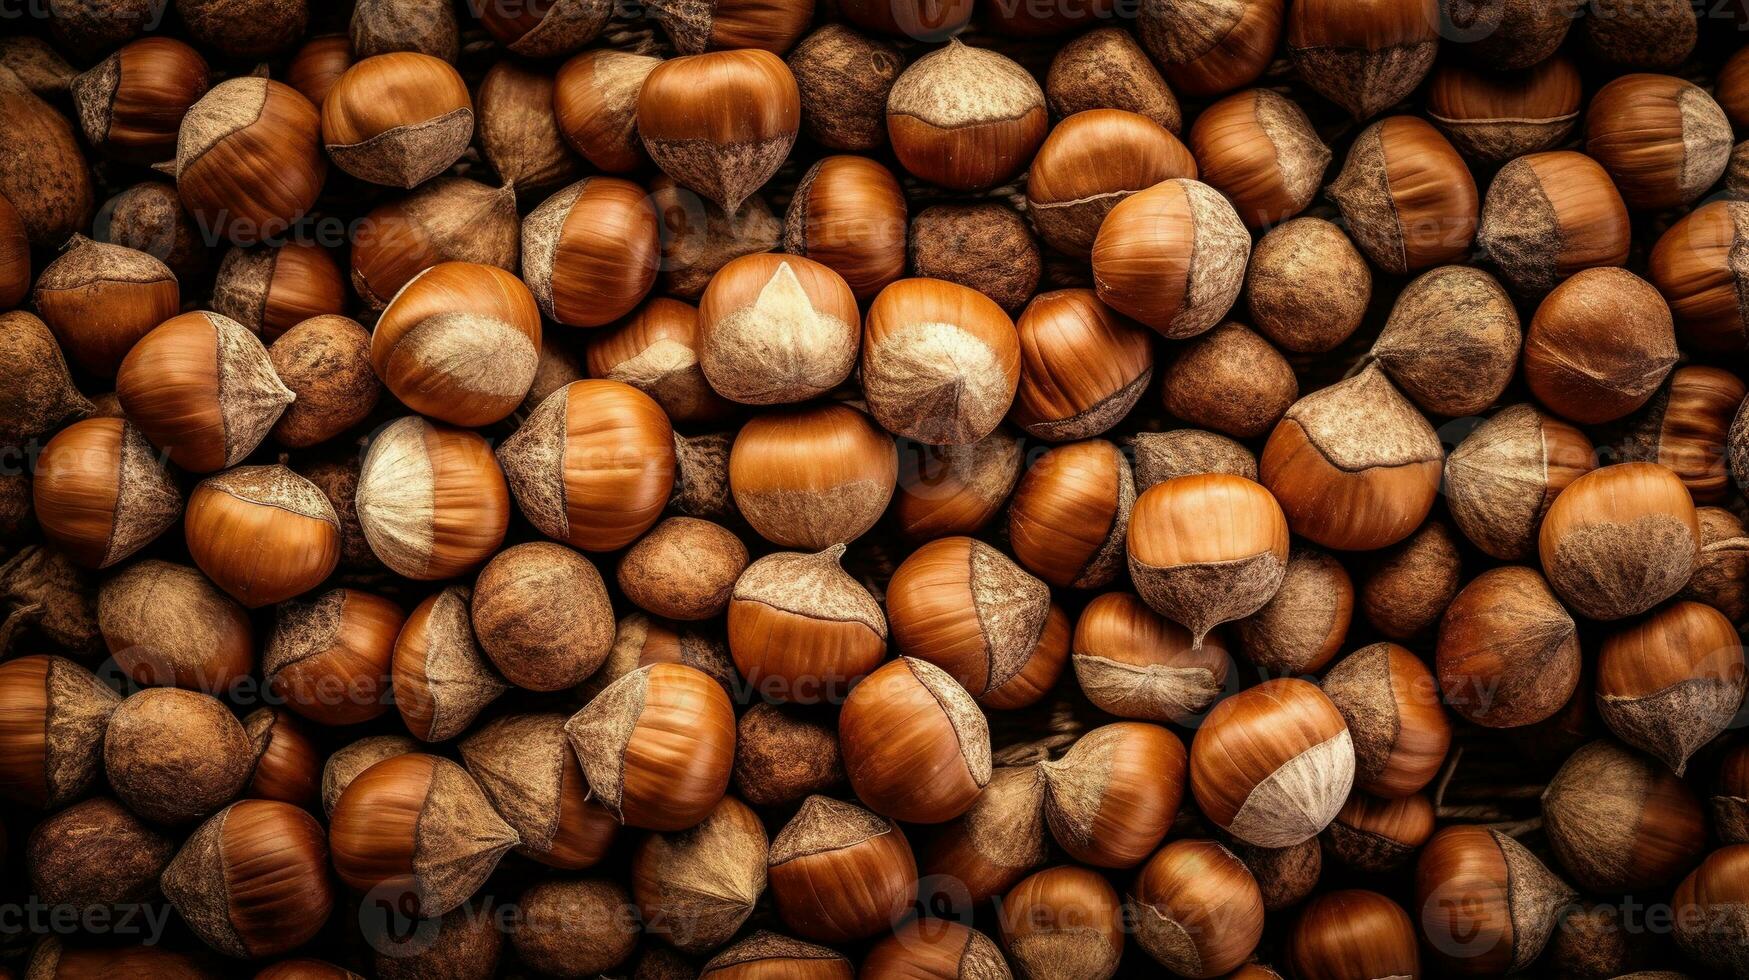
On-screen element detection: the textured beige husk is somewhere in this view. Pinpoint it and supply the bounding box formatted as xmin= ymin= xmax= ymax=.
xmin=1073 ymin=652 xmax=1222 ymax=724
xmin=201 ymin=464 xmax=337 ymax=523
xmin=159 ymin=805 xmax=251 ymax=957
xmin=350 ymin=0 xmax=460 ymax=61
xmin=1715 ymin=793 xmax=1749 ymax=843
xmin=1541 ymin=740 xmax=1660 ymax=889
xmin=327 ymin=107 xmax=474 ymax=189
xmin=1676 ymin=86 xmax=1733 ymax=201
xmin=1675 ymin=902 xmax=1749 ymax=978
xmin=1475 ymin=156 xmax=1562 ymax=294
xmin=410 ymin=586 xmax=508 ymax=742
xmin=907 ymin=657 xmax=994 ymax=786
xmin=68 ymin=53 xmax=120 ymax=146
xmin=965 ymin=540 xmax=1052 ymax=693
xmin=1024 ymin=368 xmax=1151 ymax=444
xmin=1433 ymin=114 xmax=1575 ymax=164
xmin=518 ymin=179 xmax=581 ymax=320
xmin=1040 ymin=727 xmax=1127 ymax=852
xmin=1323 ymin=818 xmax=1417 ymax=872
xmin=262 ymin=588 xmax=345 ymax=685
xmin=105 ymin=421 xmax=183 ymax=568
xmin=639 ymin=801 xmax=768 ymax=953
xmin=0 ymin=37 xmax=74 ymax=95
xmin=0 ymin=311 xmax=91 ymax=444
xmin=209 ymin=246 xmax=274 ymax=331
xmin=563 ymin=664 xmax=651 ymax=820
xmin=382 ymin=309 xmax=539 ymax=408
xmin=176 ymin=77 xmax=268 ymax=176
xmin=603 ymin=338 xmax=704 ymax=417
xmin=1130 ymin=430 xmax=1257 ymax=489
xmin=1008 ymin=926 xmax=1122 ymax=980
xmin=495 ymin=385 xmax=571 ymax=541
xmin=790 ymin=26 xmax=905 ymax=150
xmin=1256 ymin=91 xmax=1331 ymax=212
xmin=457 ymin=713 xmax=571 ymax=855
xmin=1328 ymin=123 xmax=1408 ymax=274
xmin=1600 ymin=673 xmax=1745 ymax=776
xmin=200 ymin=312 xmax=296 ymax=468
xmin=1237 ymin=839 xmax=1321 ymax=912
xmin=503 ymin=0 xmax=613 ymax=57
xmin=701 ymin=260 xmax=858 ymax=404
xmin=1073 ymin=451 xmax=1135 ymax=589
xmin=865 ymin=318 xmax=1014 ymax=446
xmin=736 ymin=469 xmax=894 ymax=551
xmin=732 ymin=544 xmax=887 ymax=637
xmin=701 ymin=930 xmax=849 ymax=972
xmin=957 ymin=765 xmax=1049 ymax=877
xmin=357 ymin=179 xmax=519 ymax=307
xmin=43 ymin=657 xmax=121 ymax=808
xmin=321 ymin=735 xmax=417 ymax=817
xmin=1234 ymin=548 xmax=1345 ymax=674
xmin=768 ymin=794 xmax=893 ymax=865
xmin=887 ymin=40 xmax=1043 ymax=129
xmin=1289 ymin=365 xmax=1443 ymax=472
xmin=1319 ymin=643 xmax=1399 ymax=787
xmin=1132 ymin=550 xmax=1287 ymax=647
xmin=357 ymin=417 xmax=443 ymax=577
xmin=644 ymin=134 xmax=796 ymax=219
xmin=1444 ymin=405 xmax=1556 ymax=560
xmin=1224 ymin=729 xmax=1356 ymax=848
xmin=1290 ymin=40 xmax=1437 ymax=121
xmin=411 ymin=757 xmax=520 ymax=916
xmin=671 ymin=432 xmax=736 ymax=520
xmin=957 ymin=928 xmax=1012 ymax=980
xmin=1493 ymin=829 xmax=1576 ymax=972
xmin=1168 ymin=180 xmax=1250 ymax=339
xmin=1544 ymin=515 xmax=1698 ymax=621
xmin=1373 ymin=266 xmax=1521 ymax=417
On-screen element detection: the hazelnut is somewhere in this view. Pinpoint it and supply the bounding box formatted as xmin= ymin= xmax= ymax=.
xmin=477 ymin=0 xmax=611 ymax=57
xmin=41 ymin=1 xmax=154 ymax=59
xmin=1128 ymin=474 xmax=1290 ymax=644
xmin=70 ymin=38 xmax=210 ymax=165
xmin=1163 ymin=322 xmax=1298 ymax=438
xmin=1414 ymin=825 xmax=1576 ymax=976
xmin=1477 ymin=150 xmax=1630 ymax=301
xmin=585 ymin=300 xmax=732 ymax=424
xmin=783 ymin=155 xmax=908 ymax=299
xmin=26 ymin=796 xmax=173 ymax=914
xmin=1671 ymin=845 xmax=1749 ymax=978
xmin=471 ymin=542 xmax=614 ymax=692
xmin=1046 ymin=28 xmax=1181 ymax=133
xmin=619 ymin=517 xmax=748 ymax=621
xmin=1286 ymin=0 xmax=1438 ymax=119
xmin=0 ymin=36 xmax=73 ymax=96
xmin=178 ymin=0 xmax=307 ymax=58
xmin=321 ymin=53 xmax=472 ymax=188
xmin=320 ymin=735 xmax=415 ymax=818
xmin=1327 ymin=116 xmax=1478 ymax=275
xmin=1542 ymin=739 xmax=1706 ymax=891
xmin=638 ymin=50 xmax=800 ymax=215
xmin=1584 ymin=0 xmax=1696 ymax=69
xmin=787 ymin=25 xmax=904 ymax=151
xmin=1426 ymin=56 xmax=1581 ymax=162
xmin=32 ymin=418 xmax=180 ymax=570
xmin=1436 ymin=565 xmax=1579 ymax=727
xmin=371 ymin=900 xmax=503 ymax=980
xmin=1189 ymin=89 xmax=1330 ymax=229
xmin=499 ymin=381 xmax=675 ymax=552
xmin=887 ymin=536 xmax=1068 ymax=708
xmin=587 ymin=611 xmax=740 ymax=700
xmin=997 ymin=865 xmax=1125 ymax=980
xmin=1041 ymin=722 xmax=1186 ymax=868
xmin=1136 ymin=0 xmax=1283 ymax=97
xmin=1007 ymin=438 xmax=1137 ymax=591
xmin=863 ymin=920 xmax=1007 ymax=980
xmin=351 ymin=178 xmax=520 ymax=309
xmin=1714 ymin=744 xmax=1749 ymax=844
xmin=839 ymin=657 xmax=992 ymax=822
xmin=1539 ymin=463 xmax=1699 ymax=621
xmin=1320 ymin=641 xmax=1452 ymax=797
xmin=564 ymin=663 xmax=735 ymax=830
xmin=1130 ymin=430 xmax=1259 ymax=488
xmin=554 ymin=49 xmax=661 ymax=174
xmin=0 ymin=548 xmax=102 ymax=656
xmin=652 ymin=176 xmax=783 ymax=301
xmin=919 ymin=765 xmax=1048 ymax=903
xmin=210 ymin=241 xmax=347 ymax=341
xmin=699 ymin=253 xmax=861 ymax=404
xmin=104 ymin=687 xmax=253 ymax=825
xmin=243 ymin=706 xmax=320 ymax=808
xmin=329 ymin=753 xmax=519 ymax=917
xmin=522 ymin=176 xmax=661 ymax=327
xmin=0 ymin=65 xmax=94 ymax=248
xmin=1680 ymin=507 xmax=1749 ymax=622
xmin=0 ymin=311 xmax=91 ymax=446
xmin=1244 ymin=217 xmax=1371 ymax=354
xmin=1615 ymin=366 xmax=1746 ymax=504
xmin=863 ymin=277 xmax=1020 ymax=446
xmin=186 ymin=465 xmax=340 ymax=608
xmin=458 ymin=713 xmax=619 ymax=869
xmin=1320 ymin=792 xmax=1434 ymax=871
xmin=1286 ymin=890 xmax=1420 ymax=979
xmin=32 ymin=236 xmax=179 ymax=379
xmin=907 ymin=204 xmax=1042 ymax=315
xmin=840 ymin=0 xmax=972 ymax=36
xmin=0 ymin=655 xmax=119 ymax=809
xmin=886 ymin=40 xmax=1047 ymax=191
xmin=1371 ymin=265 xmax=1521 ymax=417
xmin=285 ymin=34 xmax=351 ymax=111
xmin=349 ymin=0 xmax=458 ymax=61
xmin=93 ymin=181 xmax=209 ymax=284
xmin=1129 ymin=839 xmax=1264 ymax=977
xmin=729 ymin=403 xmax=897 ymax=549
xmin=293 ymin=454 xmax=379 ymax=571
xmin=0 ymin=190 xmax=29 ymax=306
xmin=1072 ymin=591 xmax=1230 ymax=724
xmin=1651 ymin=201 xmax=1749 ymax=353
xmin=25 ymin=940 xmax=224 ymax=977
xmin=1597 ymin=601 xmax=1745 ymax=774
xmin=1440 ymin=0 xmax=1573 ymax=69
xmin=1027 ymin=109 xmax=1198 ymax=257
xmin=1722 ymin=45 xmax=1749 ymax=129
xmin=160 ymin=800 xmax=334 ymax=958
xmin=476 ymin=60 xmax=579 ymax=197
xmin=1233 ymin=547 xmax=1353 ymax=675
xmin=1587 ymin=73 xmax=1731 ymax=211
xmin=264 ymin=587 xmax=402 ymax=726
xmin=1190 ymin=678 xmax=1355 ymax=847
xmin=700 ymin=932 xmax=853 ymax=978
xmin=648 ymin=0 xmax=813 ymax=51
xmin=631 ymin=795 xmax=767 ymax=953
xmin=268 ymin=315 xmax=379 ymax=448
xmin=893 ymin=429 xmax=1025 ymax=542
xmin=732 ymin=703 xmax=844 ymax=806
xmin=1091 ymin=178 xmax=1249 ymax=338
xmin=173 ymin=78 xmax=325 ymax=244
xmin=767 ymin=795 xmax=915 ymax=943
xmin=98 ymin=560 xmax=252 ymax=694
xmin=728 ymin=544 xmax=886 ymax=703
xmin=1261 ymin=364 xmax=1444 ymax=552
xmin=1359 ymin=518 xmax=1463 ymax=640
xmin=1011 ymin=290 xmax=1153 ymax=442
xmin=1445 ymin=403 xmax=1595 ymax=560
xmin=1236 ymin=839 xmax=1321 ymax=912
xmin=392 ymin=585 xmax=509 ymax=742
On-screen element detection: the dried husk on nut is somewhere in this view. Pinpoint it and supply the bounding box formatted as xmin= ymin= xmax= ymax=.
xmin=1542 ymin=739 xmax=1704 ymax=891
xmin=671 ymin=432 xmax=737 ymax=520
xmin=1446 ymin=404 xmax=1594 ymax=561
xmin=0 ymin=311 xmax=91 ymax=443
xmin=34 ymin=235 xmax=180 ymax=378
xmin=103 ymin=687 xmax=253 ymax=825
xmin=352 ymin=178 xmax=520 ymax=308
xmin=653 ymin=179 xmax=782 ymax=302
xmin=733 ymin=703 xmax=843 ymax=806
xmin=159 ymin=801 xmax=330 ymax=958
xmin=732 ymin=544 xmax=886 ymax=639
xmin=130 ymin=310 xmax=295 ymax=472
xmin=350 ymin=0 xmax=460 ymax=61
xmin=1372 ymin=266 xmax=1521 ymax=417
xmin=458 ymin=713 xmax=609 ymax=865
xmin=324 ymin=71 xmax=473 ymax=190
xmin=1046 ymin=28 xmax=1180 ymax=133
xmin=632 ymin=796 xmax=768 ymax=954
xmin=584 ymin=612 xmax=738 ymax=701
xmin=1071 ymin=593 xmax=1227 ymax=725
xmin=620 ymin=517 xmax=748 ymax=621
xmin=0 ymin=37 xmax=74 ymax=96
xmin=1597 ymin=606 xmax=1744 ymax=776
xmin=477 ymin=61 xmax=579 ymax=197
xmin=787 ymin=25 xmax=904 ymax=151
xmin=97 ymin=560 xmax=251 ymax=693
xmin=1130 ymin=431 xmax=1257 ymax=491
xmin=395 ymin=586 xmax=509 ymax=742
xmin=1236 ymin=839 xmax=1321 ymax=912
xmin=0 ymin=548 xmax=101 ymax=656
xmin=1288 ymin=18 xmax=1437 ymax=121
xmin=0 ymin=66 xmax=94 ymax=248
xmin=909 ymin=204 xmax=1042 ymax=316
xmin=321 ymin=735 xmax=416 ymax=817
xmin=1040 ymin=724 xmax=1180 ymax=866
xmin=26 ymin=796 xmax=174 ymax=913
xmin=702 ymin=931 xmax=851 ymax=976
xmin=489 ymin=0 xmax=613 ymax=57
xmin=1496 ymin=830 xmax=1579 ymax=972
xmin=1320 ymin=794 xmax=1434 ymax=872
xmin=11 ymin=656 xmax=120 ymax=808
xmin=701 ymin=258 xmax=859 ymax=405
xmin=924 ymin=765 xmax=1048 ymax=902
xmin=1233 ymin=548 xmax=1351 ymax=675
xmin=1361 ymin=519 xmax=1462 ymax=640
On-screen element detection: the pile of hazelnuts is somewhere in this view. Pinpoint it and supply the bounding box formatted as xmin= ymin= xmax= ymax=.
xmin=3 ymin=0 xmax=1749 ymax=976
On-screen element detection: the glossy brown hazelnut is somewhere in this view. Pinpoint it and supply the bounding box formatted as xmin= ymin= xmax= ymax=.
xmin=783 ymin=155 xmax=907 ymax=299
xmin=477 ymin=0 xmax=612 ymax=57
xmin=242 ymin=707 xmax=319 ymax=808
xmin=1681 ymin=507 xmax=1749 ymax=623
xmin=584 ymin=298 xmax=732 ymax=425
xmin=1009 ymin=437 xmax=1138 ymax=590
xmin=1651 ymin=201 xmax=1749 ymax=353
xmin=1286 ymin=0 xmax=1438 ymax=119
xmin=1262 ymin=365 xmax=1444 ymax=552
xmin=523 ymin=176 xmax=661 ymax=327
xmin=919 ymin=764 xmax=1048 ymax=903
xmin=1615 ymin=366 xmax=1745 ymax=505
xmin=1042 ymin=722 xmax=1186 ymax=868
xmin=392 ymin=585 xmax=508 ymax=742
xmin=256 ymin=958 xmax=365 ymax=980
xmin=1475 ymin=151 xmax=1629 ymax=300
xmin=322 ymin=53 xmax=472 ymax=188
xmin=1587 ymin=74 xmax=1731 ymax=211
xmin=565 ymin=663 xmax=735 ymax=831
xmin=1671 ymin=845 xmax=1749 ymax=977
xmin=839 ymin=657 xmax=992 ymax=823
xmin=907 ymin=203 xmax=1042 ymax=315
xmin=732 ymin=703 xmax=845 ymax=806
xmin=1233 ymin=547 xmax=1351 ymax=676
xmin=268 ymin=315 xmax=379 ymax=448
xmin=788 ymin=26 xmax=904 ymax=151
xmin=1320 ymin=792 xmax=1435 ymax=871
xmin=264 ymin=588 xmax=401 ymax=726
xmin=887 ymin=40 xmax=1046 ymax=191
xmin=1190 ymin=679 xmax=1354 ymax=847
xmin=1189 ymin=89 xmax=1329 ymax=229
xmin=1597 ymin=601 xmax=1745 ymax=774
xmin=104 ymin=687 xmax=253 ymax=825
xmin=998 ymin=865 xmax=1125 ymax=980
xmin=1137 ymin=0 xmax=1282 ymax=97
xmin=0 ymin=190 xmax=28 ymax=306
xmin=728 ymin=544 xmax=886 ymax=703
xmin=349 ymin=0 xmax=459 ymax=60
xmin=639 ymin=50 xmax=800 ymax=215
xmin=1360 ymin=518 xmax=1463 ymax=640
xmin=699 ymin=252 xmax=860 ymax=405
xmin=553 ymin=49 xmax=660 ymax=173
xmin=98 ymin=560 xmax=251 ymax=695
xmin=767 ymin=796 xmax=916 ymax=943
xmin=0 ymin=311 xmax=89 ymax=446
xmin=70 ymin=38 xmax=209 ymax=165
xmin=319 ymin=735 xmax=415 ymax=818
xmin=1371 ymin=265 xmax=1521 ymax=417
xmin=475 ymin=60 xmax=578 ymax=196
xmin=471 ymin=542 xmax=614 ymax=692
xmin=1427 ymin=56 xmax=1580 ymax=162
xmin=1128 ymin=474 xmax=1290 ymax=644
xmin=892 ymin=429 xmax=1025 ymax=542
xmin=459 ymin=713 xmax=619 ymax=869
xmin=356 ymin=417 xmax=509 ymax=578
xmin=1027 ymin=109 xmax=1197 ymax=257
xmin=863 ymin=277 xmax=1020 ymax=446
xmin=1539 ymin=463 xmax=1699 ymax=621
xmin=1321 ymin=642 xmax=1452 ymax=797
xmin=186 ymin=466 xmax=340 ymax=608
xmin=1163 ymin=322 xmax=1297 ymax=438
xmin=498 ymin=380 xmax=674 ymax=552
xmin=161 ymin=800 xmax=334 ymax=958
xmin=1010 ymin=290 xmax=1153 ymax=442
xmin=285 ymin=34 xmax=351 ymax=110
xmin=631 ymin=794 xmax=767 ymax=953
xmin=350 ymin=177 xmax=519 ymax=309
xmin=32 ymin=237 xmax=179 ymax=380
xmin=1130 ymin=839 xmax=1264 ymax=977
xmin=862 ymin=919 xmax=1007 ymax=980
xmin=211 ymin=241 xmax=347 ymax=341
xmin=1328 ymin=116 xmax=1477 ymax=274
xmin=1286 ymin=889 xmax=1420 ymax=980
xmin=1436 ymin=565 xmax=1580 ymax=727
xmin=0 ymin=655 xmax=120 ymax=809
xmin=1092 ymin=178 xmax=1249 ymax=339
xmin=26 ymin=796 xmax=173 ymax=914
xmin=619 ymin=517 xmax=747 ymax=621
xmin=0 ymin=65 xmax=94 ymax=249
xmin=1542 ymin=739 xmax=1705 ymax=891
xmin=1074 ymin=591 xmax=1230 ymax=724
xmin=730 ymin=403 xmax=896 ymax=549
xmin=1415 ymin=825 xmax=1576 ymax=977
xmin=32 ymin=418 xmax=179 ymax=571
xmin=1045 ymin=28 xmax=1181 ymax=132
xmin=700 ymin=931 xmax=853 ymax=979
xmin=1444 ymin=403 xmax=1596 ymax=561
xmin=173 ymin=78 xmax=324 ymax=244
xmin=1244 ymin=217 xmax=1371 ymax=354
xmin=329 ymin=753 xmax=518 ymax=917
